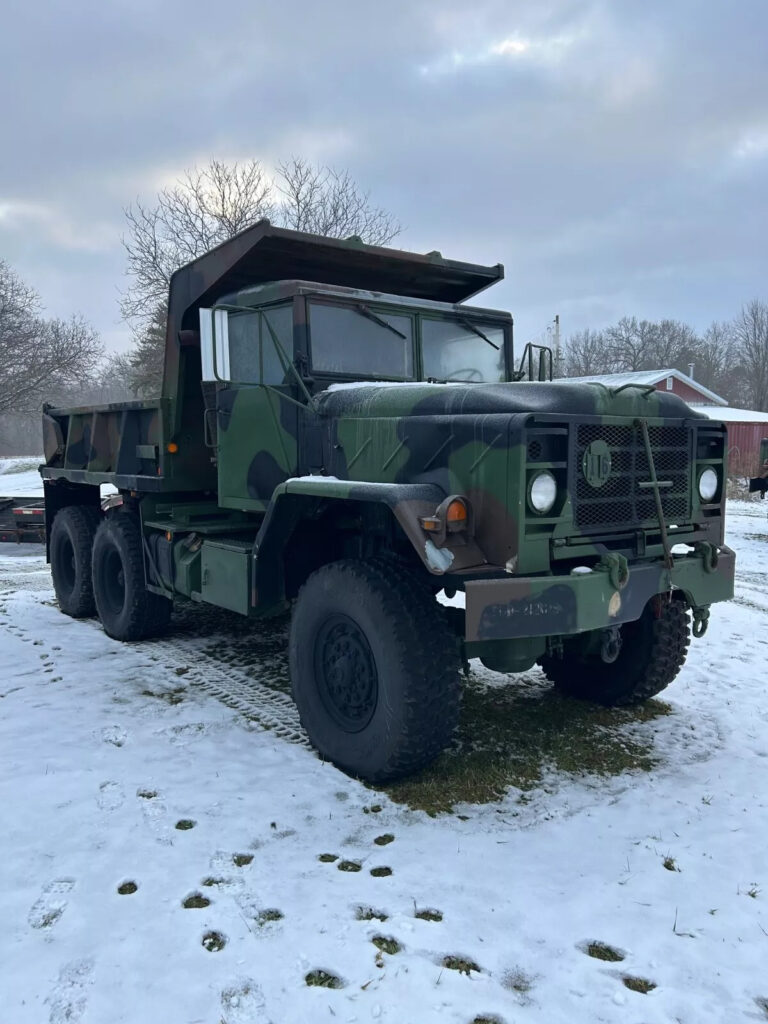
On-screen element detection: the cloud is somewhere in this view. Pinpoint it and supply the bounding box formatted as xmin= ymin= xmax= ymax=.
xmin=0 ymin=199 xmax=116 ymax=253
xmin=0 ymin=0 xmax=766 ymax=353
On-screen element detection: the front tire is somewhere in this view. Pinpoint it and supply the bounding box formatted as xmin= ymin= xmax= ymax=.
xmin=50 ymin=505 xmax=101 ymax=617
xmin=539 ymin=596 xmax=690 ymax=706
xmin=289 ymin=558 xmax=461 ymax=782
xmin=92 ymin=514 xmax=171 ymax=641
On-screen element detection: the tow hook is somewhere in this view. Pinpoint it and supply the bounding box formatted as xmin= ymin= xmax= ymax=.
xmin=692 ymin=604 xmax=710 ymax=638
xmin=600 ymin=625 xmax=623 ymax=664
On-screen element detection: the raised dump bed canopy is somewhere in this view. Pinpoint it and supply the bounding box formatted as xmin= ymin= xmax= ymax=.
xmin=168 ymin=219 xmax=505 ymax=338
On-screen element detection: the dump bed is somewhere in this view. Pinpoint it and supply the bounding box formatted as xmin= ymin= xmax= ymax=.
xmin=39 ymin=398 xmax=210 ymax=492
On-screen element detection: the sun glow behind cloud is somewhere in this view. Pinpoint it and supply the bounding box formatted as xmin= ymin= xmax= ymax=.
xmin=420 ymin=27 xmax=583 ymax=76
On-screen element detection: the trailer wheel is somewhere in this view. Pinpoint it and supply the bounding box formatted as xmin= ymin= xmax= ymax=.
xmin=289 ymin=558 xmax=461 ymax=782
xmin=92 ymin=513 xmax=171 ymax=641
xmin=50 ymin=505 xmax=101 ymax=617
xmin=539 ymin=596 xmax=690 ymax=706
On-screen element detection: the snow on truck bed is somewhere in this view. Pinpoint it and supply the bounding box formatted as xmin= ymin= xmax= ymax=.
xmin=1 ymin=462 xmax=768 ymax=1022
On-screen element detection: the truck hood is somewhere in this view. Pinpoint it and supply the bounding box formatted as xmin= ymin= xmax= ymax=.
xmin=315 ymin=380 xmax=710 ymax=421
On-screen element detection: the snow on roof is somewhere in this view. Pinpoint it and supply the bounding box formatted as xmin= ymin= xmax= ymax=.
xmin=563 ymin=368 xmax=727 ymax=406
xmin=692 ymin=405 xmax=768 ymax=423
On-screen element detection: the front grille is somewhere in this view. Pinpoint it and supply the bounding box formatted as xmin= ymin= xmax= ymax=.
xmin=573 ymin=422 xmax=691 ymax=531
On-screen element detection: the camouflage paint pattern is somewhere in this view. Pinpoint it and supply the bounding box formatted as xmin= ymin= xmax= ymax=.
xmin=40 ymin=223 xmax=734 ymax=647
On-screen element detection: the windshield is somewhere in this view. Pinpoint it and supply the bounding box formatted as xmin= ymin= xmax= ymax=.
xmin=421 ymin=319 xmax=506 ymax=382
xmin=310 ymin=302 xmax=414 ymax=378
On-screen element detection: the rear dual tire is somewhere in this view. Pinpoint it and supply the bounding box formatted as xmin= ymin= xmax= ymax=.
xmin=50 ymin=505 xmax=101 ymax=617
xmin=91 ymin=514 xmax=171 ymax=641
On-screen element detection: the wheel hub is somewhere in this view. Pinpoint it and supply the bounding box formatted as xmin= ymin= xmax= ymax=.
xmin=314 ymin=614 xmax=378 ymax=732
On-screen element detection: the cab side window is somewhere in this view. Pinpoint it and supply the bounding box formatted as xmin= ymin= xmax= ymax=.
xmin=227 ymin=303 xmax=293 ymax=385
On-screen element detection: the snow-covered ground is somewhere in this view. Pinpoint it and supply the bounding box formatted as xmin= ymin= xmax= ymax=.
xmin=0 ymin=456 xmax=47 ymax=497
xmin=2 ymin=458 xmax=768 ymax=1024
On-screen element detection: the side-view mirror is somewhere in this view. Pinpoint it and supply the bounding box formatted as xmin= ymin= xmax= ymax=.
xmin=199 ymin=308 xmax=231 ymax=381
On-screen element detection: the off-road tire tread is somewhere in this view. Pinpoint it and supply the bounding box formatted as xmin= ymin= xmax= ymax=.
xmin=50 ymin=505 xmax=101 ymax=617
xmin=92 ymin=513 xmax=171 ymax=641
xmin=540 ymin=599 xmax=690 ymax=706
xmin=291 ymin=557 xmax=461 ymax=782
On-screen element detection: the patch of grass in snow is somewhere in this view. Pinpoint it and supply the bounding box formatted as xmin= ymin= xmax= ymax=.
xmin=117 ymin=881 xmax=138 ymax=895
xmin=337 ymin=860 xmax=362 ymax=873
xmin=501 ymin=967 xmax=533 ymax=994
xmin=583 ymin=941 xmax=625 ymax=962
xmin=442 ymin=955 xmax=481 ymax=976
xmin=370 ymin=866 xmax=392 ymax=877
xmin=318 ymin=853 xmax=338 ymax=863
xmin=754 ymin=996 xmax=768 ymax=1018
xmin=372 ymin=935 xmax=401 ymax=955
xmin=471 ymin=1016 xmax=504 ymax=1024
xmin=141 ymin=688 xmax=185 ymax=705
xmin=255 ymin=908 xmax=283 ymax=925
xmin=201 ymin=930 xmax=226 ymax=952
xmin=175 ymin=819 xmax=196 ymax=830
xmin=183 ymin=892 xmax=211 ymax=909
xmin=356 ymin=906 xmax=388 ymax=922
xmin=662 ymin=855 xmax=679 ymax=872
xmin=305 ymin=969 xmax=344 ymax=989
xmin=622 ymin=975 xmax=656 ymax=994
xmin=136 ymin=788 xmax=158 ymax=799
xmin=232 ymin=853 xmax=253 ymax=866
xmin=379 ymin=674 xmax=670 ymax=814
xmin=414 ymin=908 xmax=442 ymax=922
xmin=373 ymin=833 xmax=395 ymax=846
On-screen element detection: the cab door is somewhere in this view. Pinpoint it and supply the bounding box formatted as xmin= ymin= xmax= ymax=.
xmin=202 ymin=303 xmax=299 ymax=510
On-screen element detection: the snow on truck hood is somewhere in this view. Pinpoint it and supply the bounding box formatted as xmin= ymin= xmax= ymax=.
xmin=316 ymin=379 xmax=710 ymax=420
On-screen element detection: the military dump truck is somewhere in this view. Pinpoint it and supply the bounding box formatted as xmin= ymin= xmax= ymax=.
xmin=40 ymin=221 xmax=735 ymax=781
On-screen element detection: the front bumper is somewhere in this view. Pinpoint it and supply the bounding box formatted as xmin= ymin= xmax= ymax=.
xmin=464 ymin=546 xmax=735 ymax=642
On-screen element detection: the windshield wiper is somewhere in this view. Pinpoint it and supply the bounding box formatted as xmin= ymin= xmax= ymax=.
xmin=458 ymin=318 xmax=499 ymax=350
xmin=354 ymin=304 xmax=407 ymax=340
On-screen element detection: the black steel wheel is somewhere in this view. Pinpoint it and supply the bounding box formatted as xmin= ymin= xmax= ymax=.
xmin=314 ymin=614 xmax=379 ymax=732
xmin=92 ymin=513 xmax=171 ymax=641
xmin=289 ymin=558 xmax=461 ymax=782
xmin=49 ymin=505 xmax=101 ymax=617
xmin=539 ymin=596 xmax=690 ymax=706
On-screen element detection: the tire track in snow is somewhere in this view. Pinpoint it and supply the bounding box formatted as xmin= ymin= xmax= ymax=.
xmin=152 ymin=637 xmax=311 ymax=749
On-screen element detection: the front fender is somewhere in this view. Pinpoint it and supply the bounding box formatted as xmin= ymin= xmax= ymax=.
xmin=252 ymin=478 xmax=486 ymax=610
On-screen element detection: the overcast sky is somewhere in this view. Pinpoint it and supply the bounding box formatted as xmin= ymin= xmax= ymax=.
xmin=1 ymin=0 xmax=766 ymax=354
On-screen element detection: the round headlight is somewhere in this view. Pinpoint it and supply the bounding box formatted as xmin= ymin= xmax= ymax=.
xmin=529 ymin=471 xmax=557 ymax=514
xmin=699 ymin=467 xmax=718 ymax=502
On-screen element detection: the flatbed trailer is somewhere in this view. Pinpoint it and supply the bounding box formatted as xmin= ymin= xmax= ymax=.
xmin=0 ymin=497 xmax=46 ymax=544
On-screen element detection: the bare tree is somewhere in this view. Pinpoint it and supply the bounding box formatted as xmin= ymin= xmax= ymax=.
xmin=644 ymin=319 xmax=699 ymax=371
xmin=732 ymin=300 xmax=768 ymax=410
xmin=695 ymin=321 xmax=740 ymax=403
xmin=276 ymin=159 xmax=401 ymax=244
xmin=0 ymin=260 xmax=102 ymax=417
xmin=563 ymin=328 xmax=610 ymax=376
xmin=119 ymin=157 xmax=402 ymax=396
xmin=121 ymin=160 xmax=275 ymax=335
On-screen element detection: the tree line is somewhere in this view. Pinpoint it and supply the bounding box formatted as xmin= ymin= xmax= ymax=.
xmin=561 ymin=306 xmax=768 ymax=409
xmin=2 ymin=156 xmax=768 ymax=454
